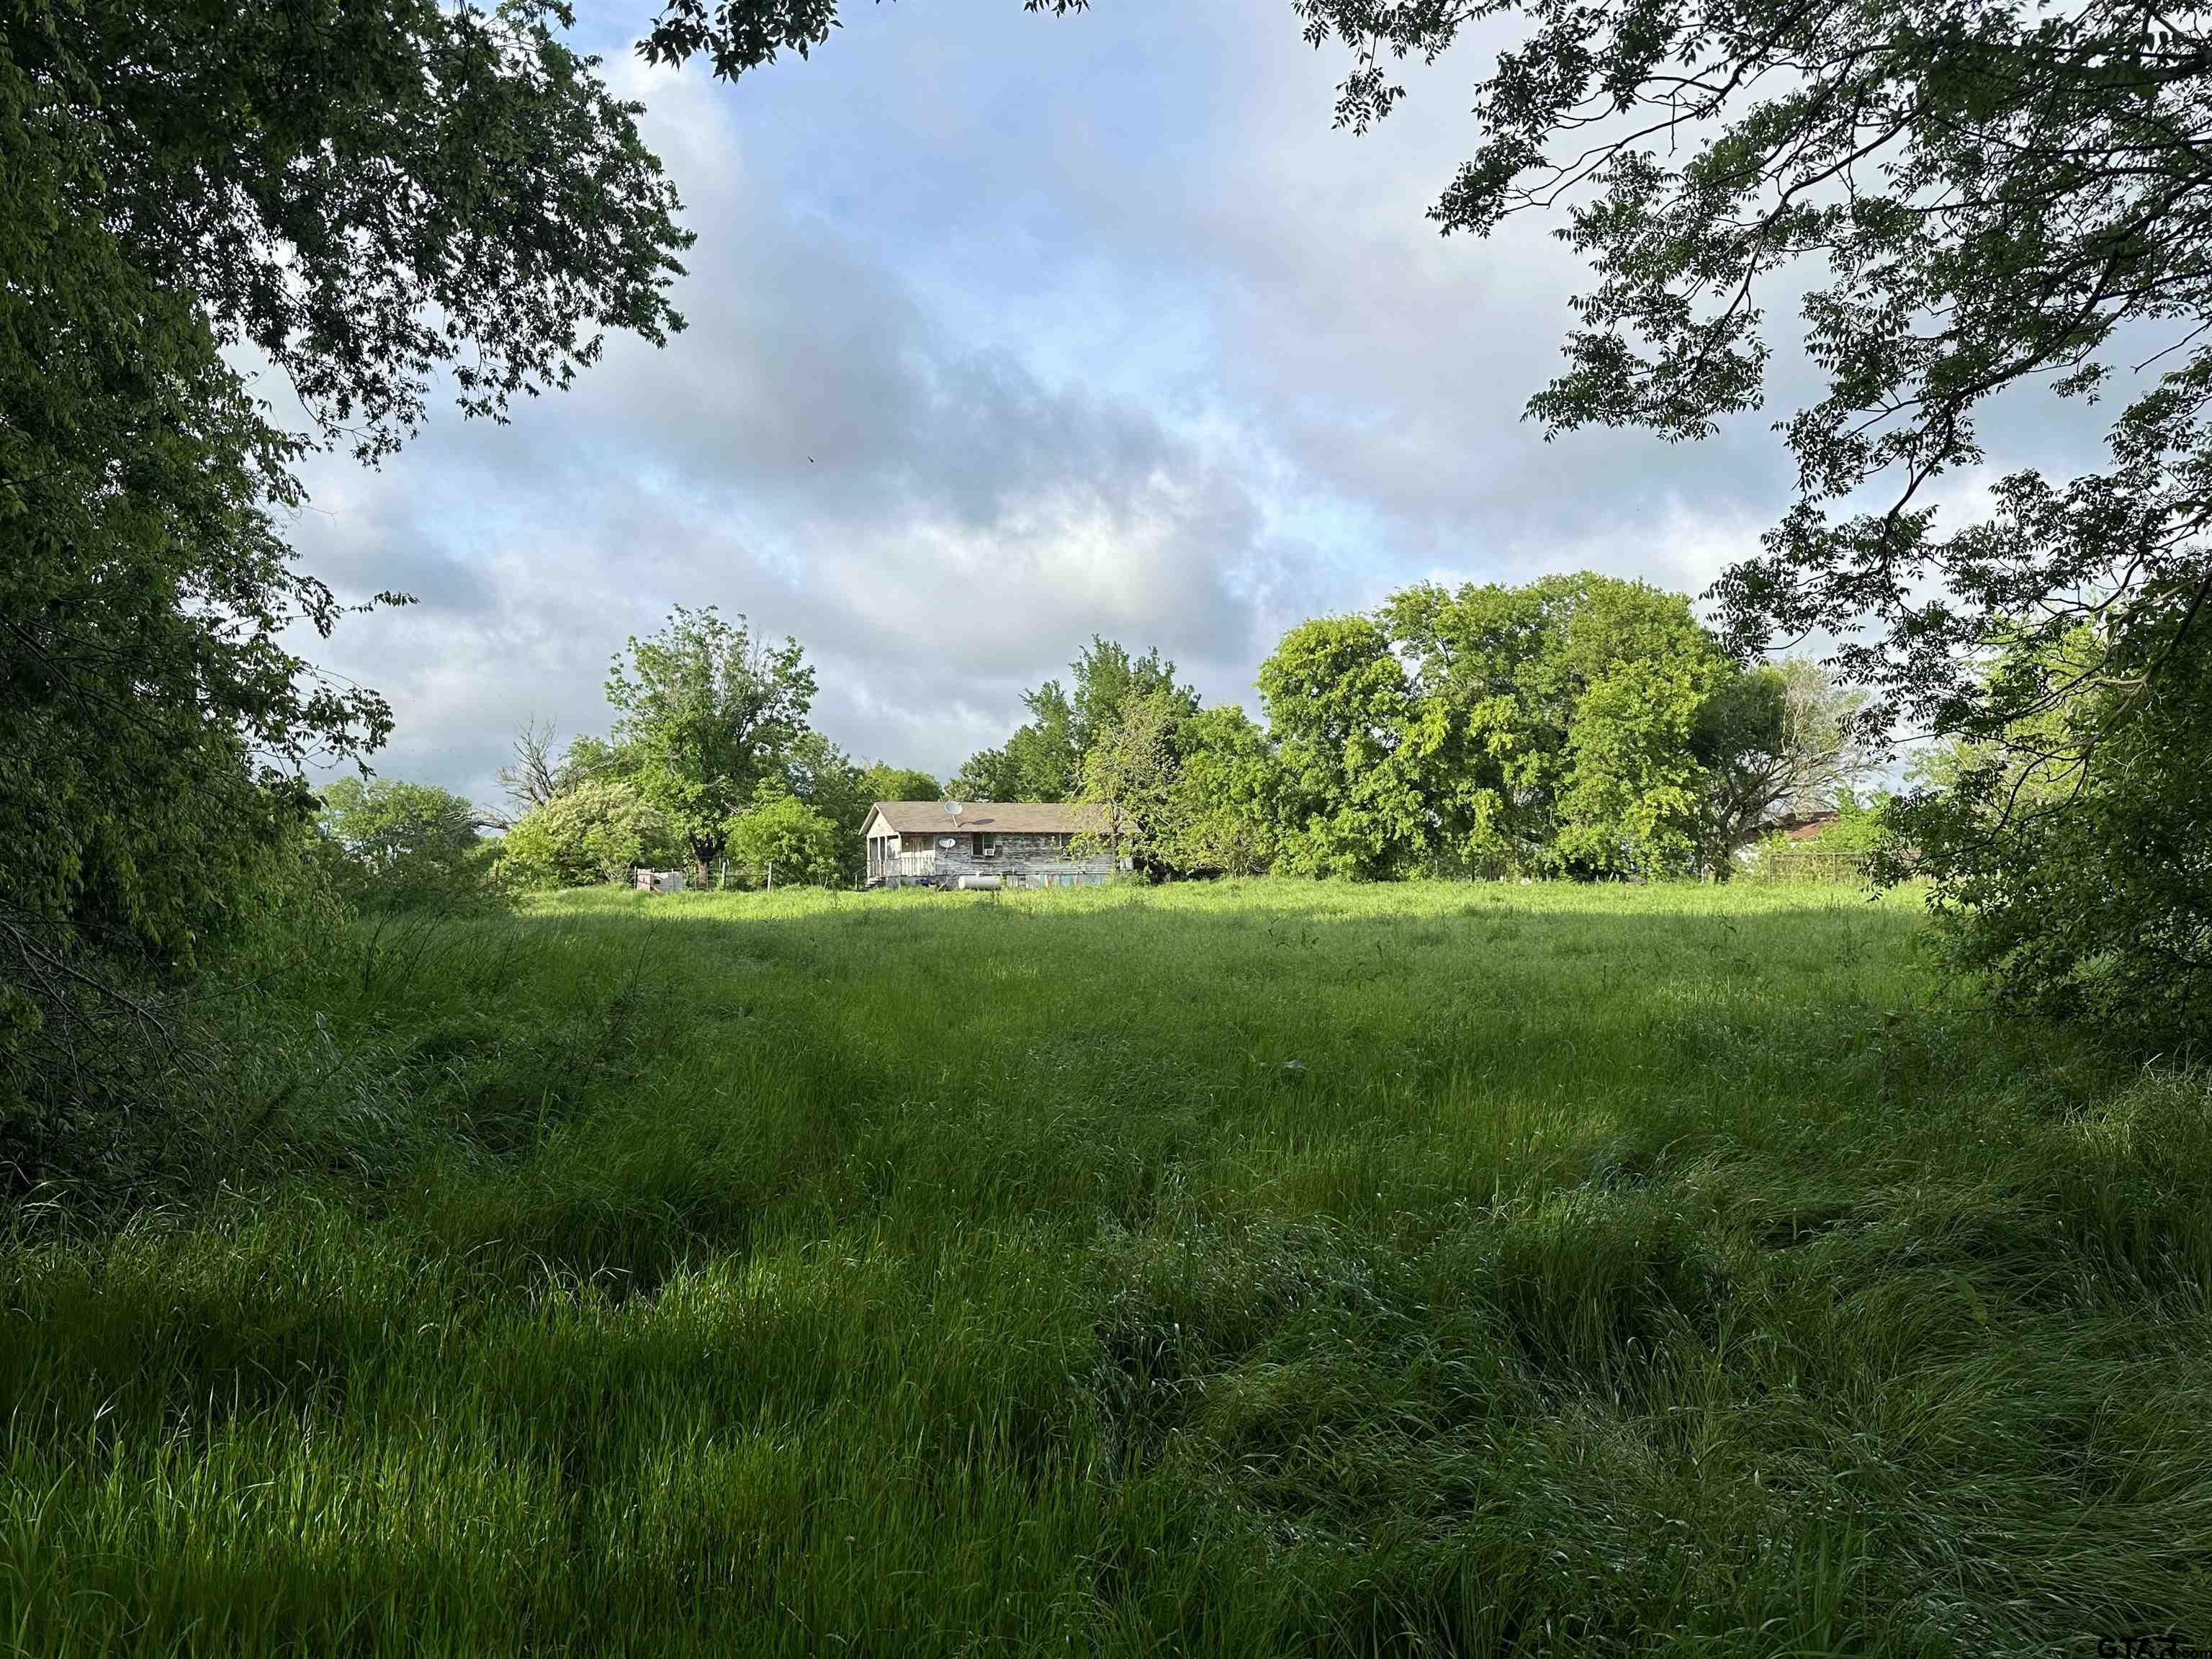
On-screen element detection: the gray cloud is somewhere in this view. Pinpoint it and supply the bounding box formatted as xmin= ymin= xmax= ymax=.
xmin=278 ymin=0 xmax=2127 ymax=808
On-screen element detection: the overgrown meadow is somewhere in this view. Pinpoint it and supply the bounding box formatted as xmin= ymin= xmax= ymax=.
xmin=6 ymin=881 xmax=2208 ymax=1655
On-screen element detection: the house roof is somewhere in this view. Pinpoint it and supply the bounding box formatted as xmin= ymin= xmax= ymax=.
xmin=863 ymin=800 xmax=1112 ymax=837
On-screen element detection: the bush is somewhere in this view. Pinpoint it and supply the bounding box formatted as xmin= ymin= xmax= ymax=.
xmin=725 ymin=794 xmax=843 ymax=888
xmin=498 ymin=780 xmax=685 ymax=891
xmin=1 ymin=829 xmax=349 ymax=1205
xmin=317 ymin=777 xmax=498 ymax=914
xmin=1897 ymin=625 xmax=2212 ymax=1052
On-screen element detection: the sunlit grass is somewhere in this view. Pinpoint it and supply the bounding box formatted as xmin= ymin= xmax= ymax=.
xmin=6 ymin=878 xmax=2208 ymax=1654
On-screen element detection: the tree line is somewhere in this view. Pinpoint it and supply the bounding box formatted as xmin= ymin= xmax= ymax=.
xmin=951 ymin=572 xmax=1872 ymax=883
xmin=325 ymin=569 xmax=1873 ymax=909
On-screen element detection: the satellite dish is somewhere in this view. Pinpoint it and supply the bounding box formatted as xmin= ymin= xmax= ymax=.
xmin=943 ymin=799 xmax=963 ymax=819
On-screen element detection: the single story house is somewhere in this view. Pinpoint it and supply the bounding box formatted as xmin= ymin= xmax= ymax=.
xmin=861 ymin=801 xmax=1117 ymax=889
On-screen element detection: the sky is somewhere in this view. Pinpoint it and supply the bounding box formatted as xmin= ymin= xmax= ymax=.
xmin=275 ymin=0 xmax=2110 ymax=806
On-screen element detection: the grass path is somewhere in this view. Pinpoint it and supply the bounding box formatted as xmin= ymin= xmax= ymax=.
xmin=6 ymin=881 xmax=2209 ymax=1654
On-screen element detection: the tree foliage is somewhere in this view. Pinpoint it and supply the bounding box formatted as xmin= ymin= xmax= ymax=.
xmin=726 ymin=794 xmax=845 ymax=888
xmin=315 ymin=777 xmax=496 ymax=914
xmin=1157 ymin=706 xmax=1285 ymax=877
xmin=1691 ymin=661 xmax=1874 ymax=872
xmin=498 ymin=778 xmax=685 ymax=891
xmin=603 ymin=606 xmax=817 ymax=883
xmin=3 ymin=0 xmax=691 ymax=1079
xmin=1383 ymin=574 xmax=1727 ymax=877
xmin=1260 ymin=615 xmax=1438 ymax=880
xmin=859 ymin=765 xmax=944 ymax=804
xmin=955 ymin=639 xmax=1194 ymax=804
xmin=1893 ymin=624 xmax=2212 ymax=1044
xmin=1292 ymin=0 xmax=2212 ymax=1024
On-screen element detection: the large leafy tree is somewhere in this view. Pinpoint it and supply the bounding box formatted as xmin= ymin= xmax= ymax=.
xmin=1384 ymin=573 xmax=1724 ymax=877
xmin=858 ymin=764 xmax=944 ymax=804
xmin=4 ymin=0 xmax=690 ymax=1077
xmin=1259 ymin=615 xmax=1441 ymax=880
xmin=1892 ymin=622 xmax=2212 ymax=1042
xmin=498 ymin=778 xmax=686 ymax=891
xmin=1146 ymin=704 xmax=1287 ymax=878
xmin=1293 ymin=0 xmax=2212 ymax=1014
xmin=1075 ymin=683 xmax=1188 ymax=876
xmin=725 ymin=793 xmax=845 ymax=888
xmin=604 ymin=607 xmax=817 ymax=883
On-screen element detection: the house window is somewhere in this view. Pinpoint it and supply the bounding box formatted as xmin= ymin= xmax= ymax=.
xmin=971 ymin=832 xmax=994 ymax=858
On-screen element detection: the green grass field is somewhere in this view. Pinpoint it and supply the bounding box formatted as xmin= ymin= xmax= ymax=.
xmin=6 ymin=880 xmax=2209 ymax=1655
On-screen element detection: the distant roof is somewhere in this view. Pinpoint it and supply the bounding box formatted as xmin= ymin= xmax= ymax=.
xmin=1783 ymin=811 xmax=1842 ymax=842
xmin=863 ymin=800 xmax=1112 ymax=836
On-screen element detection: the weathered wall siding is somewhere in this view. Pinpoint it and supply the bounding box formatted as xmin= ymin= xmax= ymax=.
xmin=874 ymin=828 xmax=1112 ymax=886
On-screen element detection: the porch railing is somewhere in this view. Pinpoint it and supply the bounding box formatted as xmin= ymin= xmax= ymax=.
xmin=871 ymin=850 xmax=939 ymax=881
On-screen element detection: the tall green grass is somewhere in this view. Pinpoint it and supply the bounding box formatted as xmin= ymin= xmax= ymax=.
xmin=5 ymin=881 xmax=2208 ymax=1654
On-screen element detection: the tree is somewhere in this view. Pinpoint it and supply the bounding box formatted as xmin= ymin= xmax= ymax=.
xmin=1383 ymin=574 xmax=1723 ymax=878
xmin=1887 ymin=622 xmax=2212 ymax=1043
xmin=492 ymin=719 xmax=565 ymax=827
xmin=1259 ymin=616 xmax=1438 ymax=880
xmin=1076 ymin=685 xmax=1187 ymax=877
xmin=316 ymin=777 xmax=495 ymax=914
xmin=951 ymin=745 xmax=1028 ymax=804
xmin=497 ymin=778 xmax=685 ymax=891
xmin=858 ymin=765 xmax=943 ymax=804
xmin=603 ymin=607 xmax=817 ymax=885
xmin=1292 ymin=0 xmax=2212 ymax=1015
xmin=4 ymin=0 xmax=689 ymax=1084
xmin=726 ymin=794 xmax=844 ymax=889
xmin=955 ymin=638 xmax=1197 ymax=804
xmin=1160 ymin=706 xmax=1285 ymax=877
xmin=955 ymin=685 xmax=1077 ymax=801
xmin=1692 ymin=662 xmax=1876 ymax=872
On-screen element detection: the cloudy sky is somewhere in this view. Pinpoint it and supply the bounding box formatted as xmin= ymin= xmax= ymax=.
xmin=278 ymin=0 xmax=2103 ymax=804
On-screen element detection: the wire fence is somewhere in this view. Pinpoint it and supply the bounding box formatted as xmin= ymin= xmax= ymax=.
xmin=1750 ymin=848 xmax=1874 ymax=884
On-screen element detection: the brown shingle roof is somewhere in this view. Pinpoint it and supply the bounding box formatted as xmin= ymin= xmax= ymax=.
xmin=863 ymin=800 xmax=1111 ymax=836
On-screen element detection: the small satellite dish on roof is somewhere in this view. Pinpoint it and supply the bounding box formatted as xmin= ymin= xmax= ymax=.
xmin=944 ymin=799 xmax=963 ymax=819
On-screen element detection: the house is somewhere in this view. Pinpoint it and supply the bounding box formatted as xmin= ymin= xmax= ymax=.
xmin=861 ymin=801 xmax=1116 ymax=889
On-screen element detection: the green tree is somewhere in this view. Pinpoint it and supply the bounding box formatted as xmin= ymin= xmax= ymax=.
xmin=1383 ymin=574 xmax=1723 ymax=878
xmin=497 ymin=778 xmax=684 ymax=891
xmin=858 ymin=765 xmax=943 ymax=804
xmin=950 ymin=745 xmax=1028 ymax=804
xmin=1161 ymin=706 xmax=1285 ymax=877
xmin=1076 ymin=685 xmax=1187 ymax=877
xmin=1889 ymin=623 xmax=2212 ymax=1043
xmin=955 ymin=639 xmax=1196 ymax=804
xmin=1259 ymin=616 xmax=1439 ymax=880
xmin=603 ymin=607 xmax=817 ymax=885
xmin=4 ymin=0 xmax=688 ymax=1080
xmin=315 ymin=777 xmax=495 ymax=914
xmin=726 ymin=794 xmax=844 ymax=889
xmin=1691 ymin=662 xmax=1875 ymax=874
xmin=1293 ymin=0 xmax=2212 ymax=1017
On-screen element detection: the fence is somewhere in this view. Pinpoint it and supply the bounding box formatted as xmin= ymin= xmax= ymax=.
xmin=1752 ymin=848 xmax=1872 ymax=884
